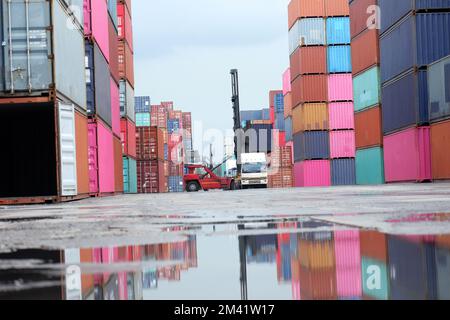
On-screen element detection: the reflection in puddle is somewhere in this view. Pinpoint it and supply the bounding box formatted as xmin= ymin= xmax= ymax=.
xmin=1 ymin=221 xmax=450 ymax=300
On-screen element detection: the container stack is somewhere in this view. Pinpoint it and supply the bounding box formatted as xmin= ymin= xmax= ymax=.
xmin=379 ymin=2 xmax=450 ymax=183
xmin=359 ymin=230 xmax=389 ymax=300
xmin=283 ymin=69 xmax=294 ymax=165
xmin=168 ymin=110 xmax=185 ymax=192
xmin=349 ymin=0 xmax=385 ymax=185
xmin=268 ymin=147 xmax=294 ymax=188
xmin=117 ymin=0 xmax=137 ymax=193
xmin=182 ymin=112 xmax=193 ymax=163
xmin=429 ymin=55 xmax=450 ymax=181
xmin=297 ymin=232 xmax=337 ymax=300
xmin=270 ymin=90 xmax=287 ymax=147
xmin=288 ymin=0 xmax=356 ymax=187
xmin=0 ymin=1 xmax=87 ymax=204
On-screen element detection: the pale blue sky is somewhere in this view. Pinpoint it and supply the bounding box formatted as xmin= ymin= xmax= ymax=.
xmin=132 ymin=0 xmax=290 ymax=159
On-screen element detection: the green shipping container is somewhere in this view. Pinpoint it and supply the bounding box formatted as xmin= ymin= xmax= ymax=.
xmin=356 ymin=147 xmax=385 ymax=185
xmin=123 ymin=157 xmax=138 ymax=193
xmin=135 ymin=113 xmax=151 ymax=127
xmin=362 ymin=257 xmax=390 ymax=300
xmin=353 ymin=66 xmax=381 ymax=112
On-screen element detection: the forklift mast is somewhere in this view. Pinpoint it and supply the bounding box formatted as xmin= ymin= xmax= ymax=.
xmin=230 ymin=69 xmax=242 ymax=174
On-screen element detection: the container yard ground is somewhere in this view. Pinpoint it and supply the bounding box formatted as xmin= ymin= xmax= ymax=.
xmin=1 ymin=183 xmax=450 ymax=253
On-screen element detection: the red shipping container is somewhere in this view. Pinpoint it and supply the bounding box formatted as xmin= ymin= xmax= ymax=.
xmin=288 ymin=0 xmax=326 ymax=30
xmin=136 ymin=127 xmax=165 ymax=161
xmin=161 ymin=101 xmax=174 ymax=111
xmin=137 ymin=160 xmax=167 ymax=193
xmin=114 ymin=135 xmax=124 ymax=193
xmin=108 ymin=15 xmax=120 ymax=83
xmin=349 ymin=0 xmax=378 ymax=38
xmin=151 ymin=105 xmax=168 ymax=128
xmin=269 ymin=90 xmax=283 ymax=108
xmin=117 ymin=3 xmax=133 ymax=51
xmin=351 ymin=28 xmax=380 ymax=76
xmin=292 ymin=75 xmax=328 ymax=106
xmin=290 ymin=46 xmax=327 ymax=79
xmin=284 ymin=93 xmax=293 ymax=119
xmin=325 ymin=0 xmax=350 ymax=17
xmin=120 ymin=118 xmax=136 ymax=158
xmin=299 ymin=266 xmax=337 ymax=300
xmin=118 ymin=40 xmax=134 ymax=88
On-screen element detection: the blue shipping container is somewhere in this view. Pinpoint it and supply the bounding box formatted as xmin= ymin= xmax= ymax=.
xmin=168 ymin=119 xmax=180 ymax=134
xmin=326 ymin=17 xmax=351 ymax=45
xmin=380 ymin=13 xmax=450 ymax=83
xmin=275 ymin=112 xmax=285 ymax=131
xmin=241 ymin=110 xmax=263 ymax=122
xmin=382 ymin=70 xmax=429 ymax=134
xmin=328 ymin=45 xmax=352 ymax=73
xmin=379 ymin=0 xmax=450 ymax=35
xmin=262 ymin=108 xmax=270 ymax=120
xmin=285 ymin=117 xmax=293 ymax=142
xmin=331 ymin=159 xmax=356 ymax=186
xmin=274 ymin=93 xmax=284 ymax=113
xmin=293 ymin=131 xmax=330 ymax=162
xmin=245 ymin=123 xmax=273 ymax=153
xmin=168 ymin=176 xmax=184 ymax=193
xmin=135 ymin=96 xmax=151 ymax=113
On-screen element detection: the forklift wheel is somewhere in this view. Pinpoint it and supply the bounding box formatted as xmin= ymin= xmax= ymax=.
xmin=229 ymin=181 xmax=236 ymax=191
xmin=186 ymin=182 xmax=201 ymax=192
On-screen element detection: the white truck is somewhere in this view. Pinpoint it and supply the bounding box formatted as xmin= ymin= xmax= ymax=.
xmin=240 ymin=153 xmax=268 ymax=189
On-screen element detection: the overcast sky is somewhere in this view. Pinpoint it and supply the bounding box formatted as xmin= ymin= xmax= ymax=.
xmin=132 ymin=0 xmax=290 ymax=160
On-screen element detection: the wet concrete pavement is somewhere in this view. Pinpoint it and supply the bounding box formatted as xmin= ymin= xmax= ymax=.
xmin=1 ymin=183 xmax=450 ymax=299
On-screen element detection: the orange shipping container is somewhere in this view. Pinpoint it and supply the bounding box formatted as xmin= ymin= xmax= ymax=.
xmin=114 ymin=136 xmax=124 ymax=193
xmin=349 ymin=0 xmax=378 ymax=38
xmin=360 ymin=230 xmax=388 ymax=262
xmin=284 ymin=92 xmax=293 ymax=118
xmin=75 ymin=111 xmax=90 ymax=195
xmin=299 ymin=266 xmax=337 ymax=300
xmin=293 ymin=103 xmax=328 ymax=133
xmin=431 ymin=120 xmax=450 ymax=180
xmin=351 ymin=28 xmax=380 ymax=76
xmin=355 ymin=106 xmax=383 ymax=149
xmin=298 ymin=238 xmax=336 ymax=269
xmin=290 ymin=46 xmax=327 ymax=79
xmin=325 ymin=0 xmax=349 ymax=17
xmin=108 ymin=15 xmax=119 ymax=83
xmin=80 ymin=249 xmax=94 ymax=296
xmin=292 ymin=74 xmax=328 ymax=106
xmin=289 ymin=0 xmax=326 ymax=29
xmin=118 ymin=40 xmax=134 ymax=88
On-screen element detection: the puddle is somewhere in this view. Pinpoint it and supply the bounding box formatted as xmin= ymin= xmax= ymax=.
xmin=1 ymin=221 xmax=450 ymax=300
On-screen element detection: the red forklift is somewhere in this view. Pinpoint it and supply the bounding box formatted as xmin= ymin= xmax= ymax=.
xmin=183 ymin=163 xmax=236 ymax=192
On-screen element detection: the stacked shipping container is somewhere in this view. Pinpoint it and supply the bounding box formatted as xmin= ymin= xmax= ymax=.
xmin=117 ymin=0 xmax=137 ymax=193
xmin=0 ymin=0 xmax=88 ymax=203
xmin=268 ymin=147 xmax=294 ymax=188
xmin=288 ymin=0 xmax=356 ymax=187
xmin=379 ymin=2 xmax=450 ymax=183
xmin=349 ymin=0 xmax=385 ymax=185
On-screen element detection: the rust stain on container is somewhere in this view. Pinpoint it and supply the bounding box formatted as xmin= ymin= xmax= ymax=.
xmin=351 ymin=28 xmax=380 ymax=76
xmin=431 ymin=119 xmax=450 ymax=180
xmin=355 ymin=105 xmax=383 ymax=149
xmin=75 ymin=111 xmax=90 ymax=195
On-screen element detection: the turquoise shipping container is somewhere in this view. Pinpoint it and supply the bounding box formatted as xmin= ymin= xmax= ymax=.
xmin=327 ymin=45 xmax=352 ymax=73
xmin=356 ymin=147 xmax=385 ymax=185
xmin=361 ymin=257 xmax=390 ymax=300
xmin=123 ymin=157 xmax=138 ymax=193
xmin=326 ymin=17 xmax=351 ymax=45
xmin=353 ymin=67 xmax=381 ymax=112
xmin=135 ymin=113 xmax=151 ymax=127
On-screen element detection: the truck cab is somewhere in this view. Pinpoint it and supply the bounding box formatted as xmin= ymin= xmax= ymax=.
xmin=184 ymin=165 xmax=236 ymax=192
xmin=240 ymin=153 xmax=268 ymax=189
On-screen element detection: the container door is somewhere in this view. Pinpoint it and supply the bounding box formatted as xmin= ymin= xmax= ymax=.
xmin=1 ymin=0 xmax=52 ymax=92
xmin=58 ymin=102 xmax=78 ymax=196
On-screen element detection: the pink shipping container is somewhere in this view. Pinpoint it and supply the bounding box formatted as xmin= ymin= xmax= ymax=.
xmin=328 ymin=103 xmax=355 ymax=130
xmin=384 ymin=127 xmax=432 ymax=183
xmin=330 ymin=130 xmax=356 ymax=159
xmin=111 ymin=78 xmax=121 ymax=137
xmin=87 ymin=0 xmax=110 ymax=63
xmin=88 ymin=121 xmax=99 ymax=194
xmin=294 ymin=160 xmax=331 ymax=187
xmin=292 ymin=280 xmax=301 ymax=300
xmin=334 ymin=230 xmax=362 ymax=299
xmin=101 ymin=247 xmax=119 ymax=281
xmin=328 ymin=74 xmax=353 ymax=102
xmin=283 ymin=68 xmax=292 ymax=95
xmin=97 ymin=120 xmax=115 ymax=193
xmin=118 ymin=272 xmax=128 ymax=300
